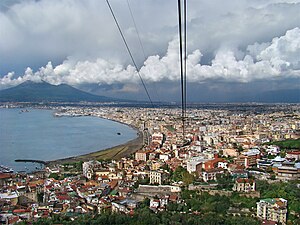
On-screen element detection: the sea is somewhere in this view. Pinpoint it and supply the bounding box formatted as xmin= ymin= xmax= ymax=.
xmin=0 ymin=108 xmax=137 ymax=172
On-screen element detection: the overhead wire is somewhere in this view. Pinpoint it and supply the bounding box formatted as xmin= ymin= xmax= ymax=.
xmin=184 ymin=0 xmax=187 ymax=119
xmin=126 ymin=0 xmax=161 ymax=103
xmin=177 ymin=0 xmax=188 ymax=140
xmin=177 ymin=0 xmax=185 ymax=138
xmin=106 ymin=0 xmax=154 ymax=107
xmin=126 ymin=0 xmax=147 ymax=60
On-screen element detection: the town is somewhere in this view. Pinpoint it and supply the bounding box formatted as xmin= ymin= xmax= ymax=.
xmin=0 ymin=103 xmax=299 ymax=225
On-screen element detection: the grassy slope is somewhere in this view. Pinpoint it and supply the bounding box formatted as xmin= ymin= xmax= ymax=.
xmin=266 ymin=138 xmax=300 ymax=149
xmin=47 ymin=133 xmax=143 ymax=165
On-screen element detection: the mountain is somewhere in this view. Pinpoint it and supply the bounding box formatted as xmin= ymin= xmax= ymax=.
xmin=0 ymin=81 xmax=116 ymax=102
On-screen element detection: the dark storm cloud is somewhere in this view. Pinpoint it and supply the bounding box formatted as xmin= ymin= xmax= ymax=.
xmin=0 ymin=0 xmax=299 ymax=102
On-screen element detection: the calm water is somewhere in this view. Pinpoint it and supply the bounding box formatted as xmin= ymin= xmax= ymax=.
xmin=0 ymin=108 xmax=137 ymax=172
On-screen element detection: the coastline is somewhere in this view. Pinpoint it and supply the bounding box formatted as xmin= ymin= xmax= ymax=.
xmin=47 ymin=129 xmax=143 ymax=166
xmin=1 ymin=107 xmax=143 ymax=167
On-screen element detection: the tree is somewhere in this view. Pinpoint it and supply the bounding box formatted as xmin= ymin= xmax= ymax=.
xmin=48 ymin=173 xmax=59 ymax=180
xmin=216 ymin=173 xmax=234 ymax=190
xmin=256 ymin=180 xmax=300 ymax=219
xmin=224 ymin=216 xmax=260 ymax=225
xmin=172 ymin=166 xmax=185 ymax=181
xmin=237 ymin=145 xmax=244 ymax=153
xmin=37 ymin=193 xmax=44 ymax=203
xmin=139 ymin=198 xmax=150 ymax=208
xmin=182 ymin=172 xmax=195 ymax=186
xmin=172 ymin=166 xmax=195 ymax=185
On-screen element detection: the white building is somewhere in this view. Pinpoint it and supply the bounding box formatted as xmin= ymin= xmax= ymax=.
xmin=186 ymin=156 xmax=209 ymax=173
xmin=149 ymin=199 xmax=160 ymax=209
xmin=257 ymin=198 xmax=287 ymax=225
xmin=149 ymin=170 xmax=168 ymax=185
xmin=266 ymin=145 xmax=280 ymax=155
xmin=82 ymin=161 xmax=101 ymax=179
xmin=218 ymin=161 xmax=228 ymax=169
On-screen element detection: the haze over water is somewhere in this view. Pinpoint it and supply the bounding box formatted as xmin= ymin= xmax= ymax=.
xmin=0 ymin=108 xmax=137 ymax=172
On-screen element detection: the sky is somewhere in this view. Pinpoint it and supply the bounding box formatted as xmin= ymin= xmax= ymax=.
xmin=0 ymin=0 xmax=300 ymax=102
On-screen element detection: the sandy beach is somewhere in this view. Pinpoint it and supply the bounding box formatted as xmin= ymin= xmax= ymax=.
xmin=47 ymin=131 xmax=143 ymax=165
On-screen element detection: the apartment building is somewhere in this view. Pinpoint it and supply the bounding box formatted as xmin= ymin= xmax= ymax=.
xmin=149 ymin=170 xmax=168 ymax=185
xmin=257 ymin=198 xmax=287 ymax=225
xmin=232 ymin=178 xmax=255 ymax=192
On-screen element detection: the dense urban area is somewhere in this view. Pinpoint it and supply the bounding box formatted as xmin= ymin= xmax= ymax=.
xmin=0 ymin=103 xmax=300 ymax=225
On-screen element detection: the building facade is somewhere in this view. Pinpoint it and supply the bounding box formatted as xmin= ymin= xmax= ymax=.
xmin=135 ymin=151 xmax=149 ymax=161
xmin=149 ymin=170 xmax=168 ymax=185
xmin=232 ymin=178 xmax=255 ymax=192
xmin=257 ymin=198 xmax=287 ymax=225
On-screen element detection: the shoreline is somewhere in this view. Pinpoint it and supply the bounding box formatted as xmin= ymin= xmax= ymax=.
xmin=47 ymin=129 xmax=143 ymax=166
xmin=1 ymin=107 xmax=144 ymax=167
xmin=47 ymin=114 xmax=144 ymax=165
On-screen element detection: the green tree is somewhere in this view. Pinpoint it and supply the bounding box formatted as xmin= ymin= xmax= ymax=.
xmin=48 ymin=173 xmax=59 ymax=180
xmin=216 ymin=173 xmax=234 ymax=190
xmin=172 ymin=166 xmax=195 ymax=185
xmin=237 ymin=145 xmax=244 ymax=153
xmin=256 ymin=180 xmax=300 ymax=219
xmin=224 ymin=216 xmax=260 ymax=225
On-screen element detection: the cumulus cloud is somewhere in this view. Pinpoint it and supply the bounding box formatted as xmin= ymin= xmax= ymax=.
xmin=141 ymin=27 xmax=300 ymax=83
xmin=1 ymin=0 xmax=300 ymax=72
xmin=1 ymin=27 xmax=300 ymax=90
xmin=0 ymin=59 xmax=138 ymax=89
xmin=1 ymin=0 xmax=300 ymax=95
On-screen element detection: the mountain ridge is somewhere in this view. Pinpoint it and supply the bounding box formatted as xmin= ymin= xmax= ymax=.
xmin=0 ymin=80 xmax=117 ymax=102
xmin=0 ymin=80 xmax=299 ymax=103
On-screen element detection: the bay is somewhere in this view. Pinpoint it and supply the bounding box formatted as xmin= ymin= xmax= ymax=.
xmin=0 ymin=108 xmax=137 ymax=172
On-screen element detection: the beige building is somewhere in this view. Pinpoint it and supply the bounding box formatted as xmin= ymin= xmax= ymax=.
xmin=151 ymin=161 xmax=163 ymax=171
xmin=232 ymin=178 xmax=255 ymax=192
xmin=235 ymin=154 xmax=258 ymax=168
xmin=257 ymin=198 xmax=287 ymax=225
xmin=273 ymin=162 xmax=300 ymax=181
xmin=222 ymin=148 xmax=239 ymax=157
xmin=286 ymin=151 xmax=300 ymax=160
xmin=0 ymin=192 xmax=19 ymax=205
xmin=135 ymin=150 xmax=149 ymax=161
xmin=149 ymin=170 xmax=168 ymax=185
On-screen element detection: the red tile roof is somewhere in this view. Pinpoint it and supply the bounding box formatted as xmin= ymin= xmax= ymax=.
xmin=0 ymin=173 xmax=12 ymax=179
xmin=13 ymin=209 xmax=31 ymax=213
xmin=236 ymin=178 xmax=254 ymax=184
xmin=288 ymin=151 xmax=300 ymax=155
